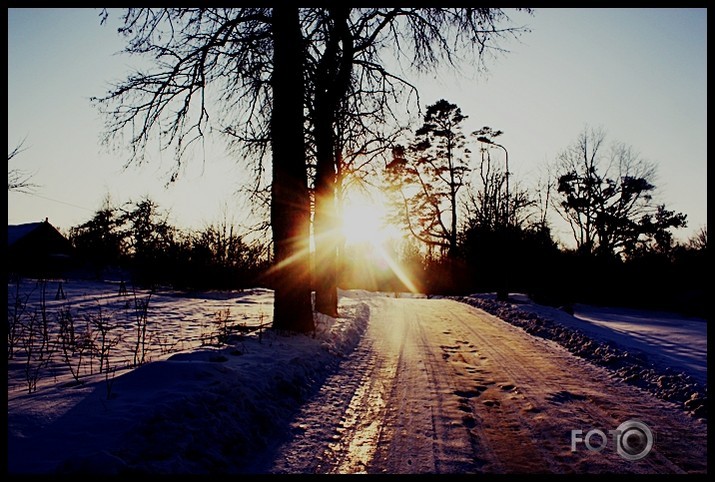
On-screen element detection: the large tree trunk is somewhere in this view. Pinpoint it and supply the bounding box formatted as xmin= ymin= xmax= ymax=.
xmin=270 ymin=7 xmax=314 ymax=332
xmin=313 ymin=7 xmax=352 ymax=317
xmin=313 ymin=118 xmax=340 ymax=317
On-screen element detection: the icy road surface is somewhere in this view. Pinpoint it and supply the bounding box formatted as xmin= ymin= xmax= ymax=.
xmin=251 ymin=296 xmax=707 ymax=474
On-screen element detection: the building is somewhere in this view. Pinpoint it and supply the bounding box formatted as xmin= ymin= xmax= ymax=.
xmin=7 ymin=219 xmax=74 ymax=277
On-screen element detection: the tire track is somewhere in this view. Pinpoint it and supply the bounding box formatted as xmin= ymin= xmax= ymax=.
xmin=435 ymin=299 xmax=705 ymax=473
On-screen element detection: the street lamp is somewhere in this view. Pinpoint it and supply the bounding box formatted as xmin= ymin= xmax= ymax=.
xmin=476 ymin=136 xmax=509 ymax=225
xmin=477 ymin=136 xmax=510 ymax=302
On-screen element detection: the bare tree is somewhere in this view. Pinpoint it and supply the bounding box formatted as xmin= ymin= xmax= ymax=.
xmin=307 ymin=8 xmax=533 ymax=312
xmin=553 ymin=126 xmax=608 ymax=253
xmin=469 ymin=127 xmax=508 ymax=231
xmin=687 ymin=225 xmax=707 ymax=251
xmin=269 ymin=7 xmax=314 ymax=331
xmin=531 ymin=164 xmax=556 ymax=232
xmin=463 ymin=149 xmax=535 ymax=233
xmin=92 ymin=8 xmax=316 ymax=332
xmin=554 ymin=126 xmax=686 ymax=258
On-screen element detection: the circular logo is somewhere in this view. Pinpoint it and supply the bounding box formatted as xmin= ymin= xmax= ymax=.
xmin=615 ymin=420 xmax=653 ymax=461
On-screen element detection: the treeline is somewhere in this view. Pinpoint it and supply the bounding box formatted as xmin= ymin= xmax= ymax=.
xmin=379 ymin=103 xmax=708 ymax=319
xmin=68 ymin=197 xmax=269 ymax=290
xmin=366 ymin=215 xmax=708 ymax=319
xmin=418 ymin=224 xmax=708 ymax=319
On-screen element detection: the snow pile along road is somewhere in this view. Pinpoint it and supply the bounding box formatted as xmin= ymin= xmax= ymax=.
xmin=112 ymin=302 xmax=369 ymax=474
xmin=452 ymin=295 xmax=707 ymax=421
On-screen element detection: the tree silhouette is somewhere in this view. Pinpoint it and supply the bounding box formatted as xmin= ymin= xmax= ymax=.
xmin=69 ymin=196 xmax=124 ymax=275
xmin=119 ymin=197 xmax=179 ymax=285
xmin=69 ymin=196 xmax=268 ymax=290
xmin=554 ymin=126 xmax=686 ymax=259
xmin=687 ymin=225 xmax=707 ymax=251
xmin=269 ymin=7 xmax=314 ymax=331
xmin=386 ymin=100 xmax=470 ymax=258
xmin=93 ymin=8 xmax=315 ymax=331
xmin=307 ymin=8 xmax=533 ymax=314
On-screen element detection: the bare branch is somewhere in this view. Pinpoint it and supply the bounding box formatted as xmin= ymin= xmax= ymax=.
xmin=8 ymin=137 xmax=39 ymax=193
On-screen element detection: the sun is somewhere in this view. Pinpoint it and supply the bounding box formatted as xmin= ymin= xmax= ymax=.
xmin=340 ymin=189 xmax=397 ymax=247
xmin=338 ymin=187 xmax=419 ymax=293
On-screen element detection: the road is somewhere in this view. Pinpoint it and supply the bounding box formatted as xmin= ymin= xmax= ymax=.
xmin=251 ymin=296 xmax=707 ymax=474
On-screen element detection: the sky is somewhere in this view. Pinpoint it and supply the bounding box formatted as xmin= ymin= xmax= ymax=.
xmin=7 ymin=281 xmax=707 ymax=473
xmin=7 ymin=8 xmax=707 ymax=246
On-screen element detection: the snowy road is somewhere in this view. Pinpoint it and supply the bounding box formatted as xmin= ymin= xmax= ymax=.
xmin=252 ymin=296 xmax=707 ymax=474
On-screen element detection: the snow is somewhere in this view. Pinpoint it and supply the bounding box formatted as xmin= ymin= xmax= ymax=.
xmin=7 ymin=279 xmax=368 ymax=473
xmin=570 ymin=304 xmax=707 ymax=383
xmin=7 ymin=279 xmax=707 ymax=474
xmin=452 ymin=293 xmax=707 ymax=419
xmin=487 ymin=293 xmax=707 ymax=385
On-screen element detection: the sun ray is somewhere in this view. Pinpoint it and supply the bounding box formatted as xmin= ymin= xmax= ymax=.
xmin=373 ymin=243 xmax=420 ymax=294
xmin=264 ymin=240 xmax=312 ymax=276
xmin=265 ymin=186 xmax=420 ymax=295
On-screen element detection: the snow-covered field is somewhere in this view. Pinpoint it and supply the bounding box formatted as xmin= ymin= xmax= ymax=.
xmin=7 ymin=279 xmax=278 ymax=394
xmin=7 ymin=279 xmax=708 ymax=474
xmin=7 ymin=279 xmax=369 ymax=473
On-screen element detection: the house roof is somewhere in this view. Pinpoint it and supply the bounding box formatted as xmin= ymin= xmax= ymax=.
xmin=7 ymin=220 xmax=72 ymax=250
xmin=7 ymin=222 xmax=46 ymax=247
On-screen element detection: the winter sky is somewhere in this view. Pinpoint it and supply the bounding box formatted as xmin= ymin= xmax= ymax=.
xmin=7 ymin=8 xmax=707 ymax=247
